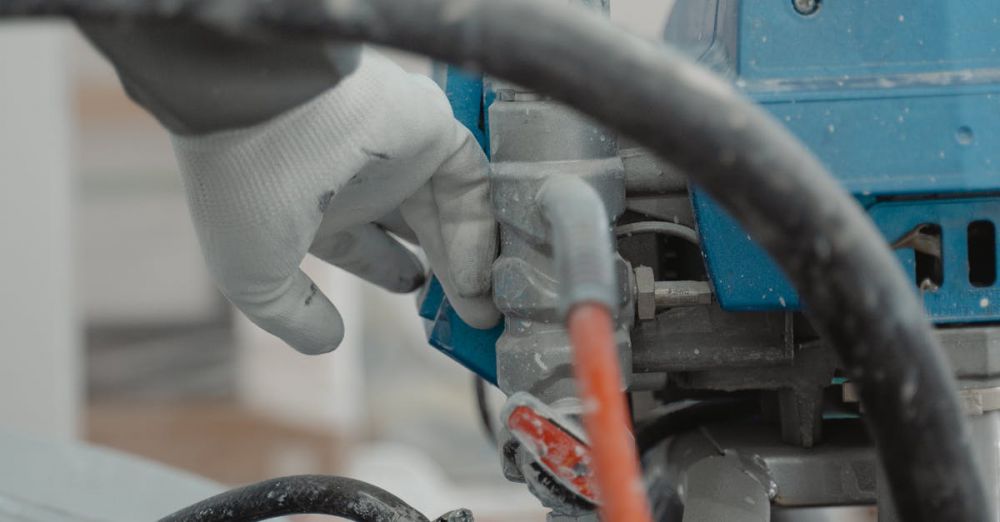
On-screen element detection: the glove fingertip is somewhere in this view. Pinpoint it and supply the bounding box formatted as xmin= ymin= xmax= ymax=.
xmin=227 ymin=273 xmax=347 ymax=356
xmin=451 ymin=295 xmax=502 ymax=330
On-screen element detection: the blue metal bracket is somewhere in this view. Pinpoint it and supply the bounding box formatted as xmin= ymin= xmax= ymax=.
xmin=418 ymin=65 xmax=503 ymax=383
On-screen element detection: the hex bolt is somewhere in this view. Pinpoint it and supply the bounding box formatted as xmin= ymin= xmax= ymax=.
xmin=792 ymin=0 xmax=820 ymax=15
xmin=654 ymin=281 xmax=713 ymax=308
xmin=635 ymin=266 xmax=656 ymax=321
xmin=634 ymin=266 xmax=713 ymax=320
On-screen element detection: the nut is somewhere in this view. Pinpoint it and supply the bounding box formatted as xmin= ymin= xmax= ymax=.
xmin=635 ymin=265 xmax=656 ymax=321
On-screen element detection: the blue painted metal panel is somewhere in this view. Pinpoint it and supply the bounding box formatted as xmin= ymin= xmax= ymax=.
xmin=668 ymin=0 xmax=1000 ymax=322
xmin=443 ymin=66 xmax=490 ymax=154
xmin=869 ymin=199 xmax=1000 ymax=323
xmin=738 ymin=1 xmax=1000 ymax=82
xmin=418 ymin=65 xmax=503 ymax=382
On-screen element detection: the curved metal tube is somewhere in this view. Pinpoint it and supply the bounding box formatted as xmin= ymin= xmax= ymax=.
xmin=616 ymin=221 xmax=701 ymax=245
xmin=538 ymin=175 xmax=618 ymax=316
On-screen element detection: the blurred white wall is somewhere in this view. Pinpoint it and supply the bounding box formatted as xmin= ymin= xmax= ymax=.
xmin=237 ymin=256 xmax=365 ymax=434
xmin=72 ymin=32 xmax=221 ymax=326
xmin=0 ymin=22 xmax=80 ymax=439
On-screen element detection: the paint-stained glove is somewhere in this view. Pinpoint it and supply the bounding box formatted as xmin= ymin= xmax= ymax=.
xmin=175 ymin=48 xmax=499 ymax=354
xmin=80 ymin=20 xmax=501 ymax=355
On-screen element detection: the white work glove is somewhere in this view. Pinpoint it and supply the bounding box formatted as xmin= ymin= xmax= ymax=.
xmin=172 ymin=48 xmax=499 ymax=355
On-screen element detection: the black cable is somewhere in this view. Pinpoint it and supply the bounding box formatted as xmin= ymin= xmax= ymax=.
xmin=0 ymin=2 xmax=986 ymax=520
xmin=473 ymin=376 xmax=498 ymax=447
xmin=635 ymin=398 xmax=760 ymax=453
xmin=159 ymin=474 xmax=430 ymax=522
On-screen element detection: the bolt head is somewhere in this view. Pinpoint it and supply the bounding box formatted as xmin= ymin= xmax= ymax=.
xmin=635 ymin=266 xmax=656 ymax=320
xmin=792 ymin=0 xmax=820 ymax=15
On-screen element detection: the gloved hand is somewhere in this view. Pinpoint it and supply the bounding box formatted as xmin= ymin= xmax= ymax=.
xmin=170 ymin=48 xmax=499 ymax=354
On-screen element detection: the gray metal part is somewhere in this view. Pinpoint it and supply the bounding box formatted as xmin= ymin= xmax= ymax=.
xmin=670 ymin=340 xmax=836 ymax=448
xmin=939 ymin=326 xmax=1000 ymax=388
xmin=538 ymin=175 xmax=620 ymax=315
xmin=665 ymin=421 xmax=877 ymax=509
xmin=490 ymin=119 xmax=630 ymax=400
xmin=961 ymin=387 xmax=1000 ymax=415
xmin=635 ymin=266 xmax=657 ymax=321
xmin=778 ymin=386 xmax=825 ymax=448
xmin=491 ymin=165 xmax=633 ymax=398
xmin=681 ymin=455 xmax=771 ymax=522
xmin=882 ymin=409 xmax=1000 ymax=521
xmin=969 ymin=411 xmax=1000 ymax=522
xmin=491 ymin=159 xmax=625 ymax=246
xmin=631 ymin=305 xmax=792 ymax=373
xmin=496 ymin=320 xmax=632 ymax=402
xmin=626 ymin=194 xmax=696 ymax=227
xmin=488 ymin=44 xmax=632 ymax=516
xmin=488 ymin=101 xmax=617 ymax=162
xmin=644 ymin=321 xmax=1000 ymax=389
xmin=620 ymin=146 xmax=688 ymax=196
xmin=654 ymin=280 xmax=713 ymax=308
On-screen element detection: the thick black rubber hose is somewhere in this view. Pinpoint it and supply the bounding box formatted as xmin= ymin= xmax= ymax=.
xmin=635 ymin=399 xmax=759 ymax=453
xmin=158 ymin=475 xmax=429 ymax=522
xmin=0 ymin=1 xmax=986 ymax=520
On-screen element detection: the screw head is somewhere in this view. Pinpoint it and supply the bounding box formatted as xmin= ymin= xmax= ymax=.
xmin=792 ymin=0 xmax=820 ymax=15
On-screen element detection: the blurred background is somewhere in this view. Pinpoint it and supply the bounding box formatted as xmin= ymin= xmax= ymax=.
xmin=0 ymin=2 xmax=675 ymax=521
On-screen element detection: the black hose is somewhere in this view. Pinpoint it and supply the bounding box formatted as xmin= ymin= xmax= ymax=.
xmin=635 ymin=399 xmax=759 ymax=453
xmin=159 ymin=475 xmax=429 ymax=522
xmin=473 ymin=376 xmax=497 ymax=447
xmin=0 ymin=2 xmax=986 ymax=520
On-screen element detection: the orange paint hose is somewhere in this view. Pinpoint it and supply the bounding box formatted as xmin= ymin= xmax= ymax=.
xmin=567 ymin=302 xmax=653 ymax=522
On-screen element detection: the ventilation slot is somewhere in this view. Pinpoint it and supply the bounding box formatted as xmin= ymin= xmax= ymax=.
xmin=913 ymin=224 xmax=943 ymax=290
xmin=968 ymin=220 xmax=996 ymax=287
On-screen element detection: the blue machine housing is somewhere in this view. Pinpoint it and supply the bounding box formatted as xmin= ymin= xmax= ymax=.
xmin=423 ymin=0 xmax=1000 ymax=379
xmin=668 ymin=0 xmax=1000 ymax=322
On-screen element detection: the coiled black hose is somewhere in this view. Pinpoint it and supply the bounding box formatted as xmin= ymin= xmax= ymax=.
xmin=159 ymin=475 xmax=430 ymax=522
xmin=0 ymin=1 xmax=986 ymax=520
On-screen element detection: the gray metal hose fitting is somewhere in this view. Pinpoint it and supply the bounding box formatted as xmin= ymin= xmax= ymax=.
xmin=538 ymin=175 xmax=618 ymax=318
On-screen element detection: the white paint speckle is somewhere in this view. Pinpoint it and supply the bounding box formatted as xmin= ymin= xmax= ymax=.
xmin=534 ymin=353 xmax=549 ymax=372
xmin=898 ymin=14 xmax=905 ymax=22
xmin=981 ymin=298 xmax=991 ymax=309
